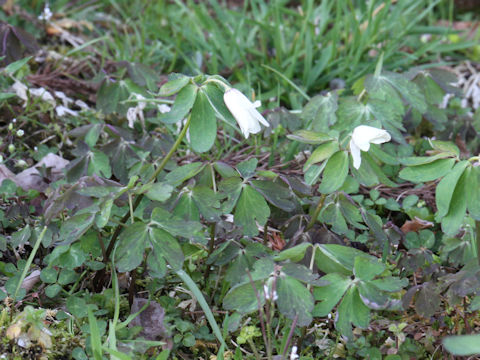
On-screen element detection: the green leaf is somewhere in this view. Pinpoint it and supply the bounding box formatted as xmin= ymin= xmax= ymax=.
xmin=303 ymin=141 xmax=339 ymax=171
xmin=250 ymin=180 xmax=297 ymax=212
xmin=87 ymin=306 xmax=103 ymax=360
xmin=335 ymin=286 xmax=370 ymax=340
xmin=301 ymin=93 xmax=338 ymax=132
xmin=274 ymin=243 xmax=311 ymax=262
xmin=366 ymin=72 xmax=427 ymax=114
xmin=175 ymin=269 xmax=227 ymax=348
xmin=67 ymin=296 xmax=88 ymax=318
xmin=0 ymin=93 xmax=16 ymax=101
xmin=161 ymin=84 xmax=198 ymax=124
xmin=400 ymin=152 xmax=453 ymax=166
xmin=314 ymin=244 xmax=370 ymax=276
xmin=147 ymin=251 xmax=167 ymax=279
xmin=371 ymin=277 xmax=408 ymax=292
xmin=318 ymin=151 xmax=349 ymax=194
xmin=466 ymin=166 xmax=480 ymax=220
xmin=237 ymin=158 xmax=258 ymax=178
xmin=96 ymin=80 xmax=121 ymax=115
xmin=96 ymin=198 xmax=113 ymax=228
xmin=165 ymin=162 xmax=204 ymax=186
xmin=88 ymin=150 xmax=111 ymax=179
xmin=192 ymin=186 xmax=223 ymax=222
xmin=276 ymin=276 xmax=314 ymax=326
xmin=159 ymin=75 xmax=190 ymax=96
xmin=45 ymin=284 xmax=62 ymax=298
xmin=11 ymin=225 xmax=31 ymax=248
xmin=150 ymin=207 xmax=203 ymax=240
xmin=5 ymin=56 xmax=31 ymax=74
xmin=148 ymin=228 xmax=184 ymax=270
xmin=234 ymin=185 xmax=270 ymax=236
xmin=203 ymin=83 xmax=237 ymax=126
xmin=443 ymin=334 xmax=480 ymax=356
xmin=286 ymin=130 xmax=334 ymax=144
xmin=59 ymin=214 xmax=94 ymax=245
xmin=189 ymin=89 xmax=217 ymax=153
xmin=145 ymin=182 xmax=174 ymax=202
xmin=404 ymin=230 xmax=435 ymax=250
xmin=313 ymin=273 xmax=351 ymax=316
xmin=223 ymin=281 xmax=264 ymax=314
xmin=436 ymin=160 xmax=469 ymax=218
xmin=353 ymin=257 xmax=385 ymax=282
xmin=441 ymin=169 xmax=467 ymax=236
xmin=115 ymin=222 xmax=148 ymax=272
xmin=336 ymin=97 xmax=371 ymax=130
xmin=357 ymin=282 xmax=393 ymax=310
xmin=399 ymin=158 xmax=455 ymax=183
xmin=40 ymin=268 xmax=58 ymax=284
xmin=429 ymin=140 xmax=459 ymax=157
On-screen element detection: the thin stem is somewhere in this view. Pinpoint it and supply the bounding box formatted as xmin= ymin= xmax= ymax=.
xmin=247 ymin=338 xmax=262 ymax=360
xmin=104 ymin=115 xmax=192 ymax=261
xmin=246 ymin=269 xmax=269 ymax=354
xmin=306 ymin=194 xmax=326 ymax=231
xmin=281 ymin=315 xmax=299 ymax=359
xmin=476 ymin=220 xmax=480 ymax=266
xmin=14 ymin=226 xmax=47 ymax=300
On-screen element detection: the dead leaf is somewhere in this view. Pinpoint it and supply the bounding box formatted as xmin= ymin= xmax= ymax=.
xmin=0 ymin=164 xmax=15 ymax=185
xmin=14 ymin=153 xmax=69 ymax=192
xmin=129 ymin=298 xmax=169 ymax=341
xmin=401 ymin=217 xmax=434 ymax=234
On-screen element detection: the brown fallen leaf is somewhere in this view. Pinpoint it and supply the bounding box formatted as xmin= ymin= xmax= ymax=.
xmin=401 ymin=217 xmax=434 ymax=234
xmin=14 ymin=153 xmax=69 ymax=192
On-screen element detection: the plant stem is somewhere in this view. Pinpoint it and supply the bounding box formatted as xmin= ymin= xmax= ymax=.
xmin=104 ymin=115 xmax=192 ymax=261
xmin=14 ymin=226 xmax=47 ymax=300
xmin=282 ymin=315 xmax=299 ymax=359
xmin=247 ymin=338 xmax=262 ymax=360
xmin=306 ymin=194 xmax=326 ymax=231
xmin=476 ymin=220 xmax=480 ymax=266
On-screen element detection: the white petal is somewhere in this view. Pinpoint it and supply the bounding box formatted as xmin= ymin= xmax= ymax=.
xmin=351 ymin=125 xmax=390 ymax=151
xmin=55 ymin=106 xmax=78 ymax=117
xmin=29 ymin=87 xmax=55 ymax=105
xmin=12 ymin=81 xmax=28 ymax=101
xmin=349 ymin=139 xmax=362 ymax=169
xmin=224 ymin=88 xmax=270 ymax=138
xmin=158 ymin=104 xmax=171 ymax=113
xmin=126 ymin=107 xmax=137 ymax=128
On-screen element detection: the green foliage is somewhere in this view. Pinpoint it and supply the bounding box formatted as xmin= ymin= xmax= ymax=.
xmin=3 ymin=1 xmax=480 ymax=359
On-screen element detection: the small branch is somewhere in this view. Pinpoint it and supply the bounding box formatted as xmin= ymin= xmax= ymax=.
xmin=306 ymin=194 xmax=326 ymax=231
xmin=282 ymin=315 xmax=299 ymax=359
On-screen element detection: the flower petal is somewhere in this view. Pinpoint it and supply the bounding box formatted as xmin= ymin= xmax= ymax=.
xmin=349 ymin=139 xmax=362 ymax=169
xmin=351 ymin=125 xmax=390 ymax=151
xmin=224 ymin=88 xmax=269 ymax=138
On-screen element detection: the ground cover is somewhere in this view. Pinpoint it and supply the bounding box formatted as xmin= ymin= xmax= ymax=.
xmin=2 ymin=0 xmax=480 ymax=359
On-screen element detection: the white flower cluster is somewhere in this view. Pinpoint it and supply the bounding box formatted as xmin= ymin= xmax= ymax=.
xmin=38 ymin=3 xmax=52 ymax=21
xmin=12 ymin=81 xmax=89 ymax=117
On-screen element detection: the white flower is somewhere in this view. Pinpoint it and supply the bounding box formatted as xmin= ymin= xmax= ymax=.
xmin=157 ymin=104 xmax=171 ymax=114
xmin=223 ymin=88 xmax=269 ymax=139
xmin=349 ymin=125 xmax=391 ymax=169
xmin=38 ymin=4 xmax=52 ymax=21
xmin=29 ymin=87 xmax=56 ymax=105
xmin=290 ymin=345 xmax=299 ymax=360
xmin=54 ymin=91 xmax=73 ymax=106
xmin=126 ymin=94 xmax=146 ymax=128
xmin=74 ymin=99 xmax=89 ymax=110
xmin=55 ymin=105 xmax=78 ymax=117
xmin=12 ymin=81 xmax=28 ymax=102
